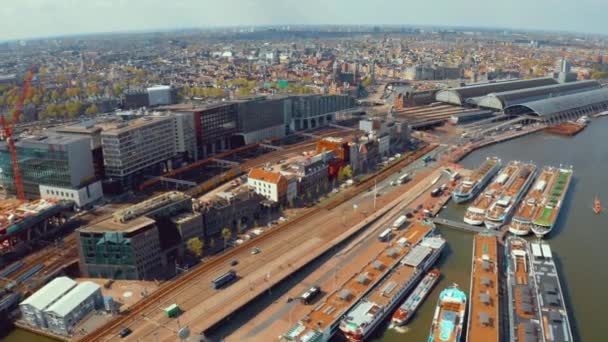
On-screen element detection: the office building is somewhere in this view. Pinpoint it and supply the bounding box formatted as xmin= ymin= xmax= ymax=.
xmin=176 ymin=102 xmax=238 ymax=159
xmin=0 ymin=135 xmax=100 ymax=204
xmin=100 ymin=116 xmax=177 ymax=190
xmin=123 ymin=88 xmax=149 ymax=109
xmin=53 ymin=121 xmax=105 ymax=180
xmin=236 ymin=96 xmax=287 ymax=144
xmin=77 ymin=216 xmax=162 ymax=280
xmin=290 ymin=95 xmax=355 ymax=131
xmin=147 ymin=85 xmax=177 ymax=107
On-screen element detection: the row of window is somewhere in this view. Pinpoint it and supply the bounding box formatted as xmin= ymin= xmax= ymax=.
xmin=44 ymin=189 xmax=75 ymax=199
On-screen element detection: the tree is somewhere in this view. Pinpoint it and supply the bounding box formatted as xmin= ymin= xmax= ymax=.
xmin=361 ymin=76 xmax=373 ymax=87
xmin=186 ymin=237 xmax=204 ymax=258
xmin=221 ymin=228 xmax=232 ymax=250
xmin=338 ymin=165 xmax=353 ymax=182
xmin=50 ymin=90 xmax=62 ymax=101
xmin=85 ymin=104 xmax=99 ymax=116
xmin=65 ymin=101 xmax=82 ymax=118
xmin=592 ymin=71 xmax=608 ymax=80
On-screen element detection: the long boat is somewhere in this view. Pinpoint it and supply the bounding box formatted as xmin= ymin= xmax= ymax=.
xmin=508 ymin=166 xmax=559 ymax=236
xmin=466 ymin=233 xmax=499 ymax=342
xmin=391 ymin=269 xmax=441 ymax=326
xmin=428 ymin=285 xmax=467 ymax=342
xmin=505 ymin=236 xmax=544 ymax=342
xmin=531 ymin=167 xmax=573 ymax=237
xmin=484 ymin=161 xmax=537 ymax=229
xmin=464 ymin=161 xmax=520 ymax=226
xmin=529 ymin=242 xmax=574 ymax=342
xmin=340 ymin=236 xmax=445 ymax=341
xmin=452 ymin=157 xmax=501 ymax=204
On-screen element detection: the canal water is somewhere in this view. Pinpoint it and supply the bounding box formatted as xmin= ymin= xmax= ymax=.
xmin=6 ymin=119 xmax=608 ymax=341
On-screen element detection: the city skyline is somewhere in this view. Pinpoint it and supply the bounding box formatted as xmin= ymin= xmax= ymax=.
xmin=1 ymin=0 xmax=608 ymax=41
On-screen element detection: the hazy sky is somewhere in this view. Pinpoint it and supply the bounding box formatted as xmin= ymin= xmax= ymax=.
xmin=1 ymin=0 xmax=607 ymax=41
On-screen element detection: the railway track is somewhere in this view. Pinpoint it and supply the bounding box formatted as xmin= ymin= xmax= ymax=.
xmin=79 ymin=144 xmax=436 ymax=342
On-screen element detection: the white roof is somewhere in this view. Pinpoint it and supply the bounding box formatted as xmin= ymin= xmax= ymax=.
xmin=541 ymin=244 xmax=553 ymax=259
xmin=45 ymin=281 xmax=100 ymax=317
xmin=20 ymin=276 xmax=77 ymax=311
xmin=531 ymin=243 xmax=543 ymax=258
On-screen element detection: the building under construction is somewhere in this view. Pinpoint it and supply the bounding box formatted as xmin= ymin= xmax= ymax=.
xmin=0 ymin=199 xmax=73 ymax=256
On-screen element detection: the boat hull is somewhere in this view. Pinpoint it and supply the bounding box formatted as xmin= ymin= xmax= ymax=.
xmin=464 ymin=216 xmax=484 ymax=226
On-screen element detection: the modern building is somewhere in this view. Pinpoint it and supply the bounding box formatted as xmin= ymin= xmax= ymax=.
xmin=100 ymin=116 xmax=177 ymax=190
xmin=504 ymin=87 xmax=608 ymax=123
xmin=235 ymin=96 xmax=287 ymax=144
xmin=404 ymin=65 xmax=461 ymax=81
xmin=53 ymin=121 xmax=105 ymax=180
xmin=43 ymin=281 xmax=103 ymax=335
xmin=20 ymin=277 xmax=77 ymax=329
xmin=123 ymin=88 xmax=149 ymax=109
xmin=435 ymin=78 xmax=558 ymax=106
xmin=247 ymin=168 xmax=297 ymax=204
xmin=147 ymin=85 xmax=178 ymax=107
xmin=77 ymin=216 xmax=162 ymax=280
xmin=290 ymin=95 xmax=355 ymax=131
xmin=0 ymin=134 xmax=100 ymax=203
xmin=176 ymin=102 xmax=238 ymax=159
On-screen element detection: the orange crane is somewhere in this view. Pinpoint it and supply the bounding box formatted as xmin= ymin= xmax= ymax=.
xmin=1 ymin=67 xmax=36 ymax=200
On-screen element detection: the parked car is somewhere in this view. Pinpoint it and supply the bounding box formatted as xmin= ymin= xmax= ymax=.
xmin=119 ymin=328 xmax=132 ymax=338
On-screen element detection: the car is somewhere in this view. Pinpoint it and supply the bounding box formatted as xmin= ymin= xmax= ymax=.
xmin=119 ymin=328 xmax=132 ymax=338
xmin=251 ymin=247 xmax=261 ymax=255
xmin=230 ymin=260 xmax=238 ymax=266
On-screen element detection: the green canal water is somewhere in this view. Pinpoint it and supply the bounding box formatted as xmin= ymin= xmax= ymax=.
xmin=6 ymin=119 xmax=608 ymax=341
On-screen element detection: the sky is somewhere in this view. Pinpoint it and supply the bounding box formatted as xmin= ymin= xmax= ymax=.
xmin=1 ymin=0 xmax=607 ymax=41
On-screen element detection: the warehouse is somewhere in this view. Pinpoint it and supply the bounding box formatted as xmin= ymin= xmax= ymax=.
xmin=504 ymin=88 xmax=608 ymax=123
xmin=19 ymin=277 xmax=77 ymax=328
xmin=476 ymin=80 xmax=601 ymax=111
xmin=435 ymin=78 xmax=558 ymax=106
xmin=43 ymin=281 xmax=103 ymax=335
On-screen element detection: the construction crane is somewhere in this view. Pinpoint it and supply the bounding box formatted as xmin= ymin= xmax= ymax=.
xmin=0 ymin=67 xmax=36 ymax=201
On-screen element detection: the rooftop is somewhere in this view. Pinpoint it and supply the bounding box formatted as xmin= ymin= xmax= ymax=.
xmin=45 ymin=281 xmax=101 ymax=317
xmin=80 ymin=215 xmax=156 ymax=234
xmin=248 ymin=168 xmax=283 ymax=184
xmin=20 ymin=276 xmax=77 ymax=311
xmin=98 ymin=115 xmax=173 ymax=135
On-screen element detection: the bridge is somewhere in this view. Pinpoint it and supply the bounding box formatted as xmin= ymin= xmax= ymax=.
xmin=432 ymin=217 xmax=508 ymax=240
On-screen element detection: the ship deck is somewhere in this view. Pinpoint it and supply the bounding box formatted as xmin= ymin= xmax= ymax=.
xmin=430 ymin=295 xmax=466 ymax=342
xmin=513 ymin=168 xmax=558 ymax=222
xmin=466 ymin=234 xmax=500 ymax=342
xmin=533 ymin=169 xmax=573 ymax=227
xmin=506 ymin=237 xmax=544 ymax=342
xmin=530 ymin=243 xmax=573 ymax=342
xmin=486 ymin=162 xmax=534 ymax=220
xmin=456 ymin=158 xmax=499 ymax=193
xmin=468 ymin=162 xmax=520 ymax=212
xmin=293 ymin=222 xmax=432 ymax=338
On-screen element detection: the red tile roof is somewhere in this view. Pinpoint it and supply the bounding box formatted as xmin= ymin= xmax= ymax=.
xmin=248 ymin=168 xmax=282 ymax=184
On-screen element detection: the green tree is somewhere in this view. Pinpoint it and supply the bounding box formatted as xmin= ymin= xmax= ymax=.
xmin=50 ymin=90 xmax=62 ymax=101
xmin=361 ymin=76 xmax=373 ymax=87
xmin=85 ymin=104 xmax=99 ymax=116
xmin=113 ymin=84 xmax=123 ymax=96
xmin=338 ymin=165 xmax=353 ymax=182
xmin=592 ymin=72 xmax=608 ymax=79
xmin=186 ymin=237 xmax=204 ymax=258
xmin=221 ymin=228 xmax=232 ymax=250
xmin=65 ymin=101 xmax=82 ymax=118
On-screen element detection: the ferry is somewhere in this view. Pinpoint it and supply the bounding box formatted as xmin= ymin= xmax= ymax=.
xmin=531 ymin=167 xmax=573 ymax=237
xmin=340 ymin=236 xmax=445 ymax=342
xmin=529 ymin=242 xmax=574 ymax=342
xmin=452 ymin=157 xmax=501 ymax=204
xmin=391 ymin=269 xmax=441 ymax=326
xmin=484 ymin=161 xmax=537 ymax=230
xmin=509 ymin=166 xmax=559 ymax=236
xmin=428 ymin=285 xmax=467 ymax=342
xmin=464 ymin=161 xmax=520 ymax=226
xmin=505 ymin=237 xmax=544 ymax=342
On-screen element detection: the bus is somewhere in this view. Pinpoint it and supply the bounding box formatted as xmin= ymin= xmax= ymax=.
xmin=392 ymin=215 xmax=407 ymax=230
xmin=398 ymin=173 xmax=410 ymax=184
xmin=378 ymin=228 xmax=392 ymax=242
xmin=300 ymin=286 xmax=321 ymax=304
xmin=212 ymin=270 xmax=237 ymax=289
